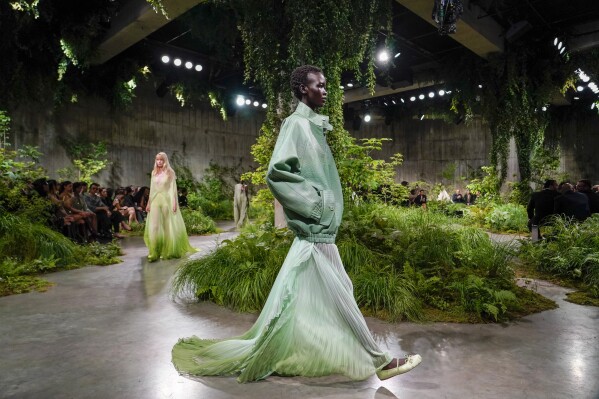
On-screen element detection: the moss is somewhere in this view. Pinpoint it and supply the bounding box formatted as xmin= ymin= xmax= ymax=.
xmin=565 ymin=291 xmax=599 ymax=307
xmin=506 ymin=286 xmax=558 ymax=318
xmin=0 ymin=276 xmax=54 ymax=297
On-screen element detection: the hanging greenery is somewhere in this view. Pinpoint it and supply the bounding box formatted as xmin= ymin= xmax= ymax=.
xmin=222 ymin=0 xmax=392 ymax=186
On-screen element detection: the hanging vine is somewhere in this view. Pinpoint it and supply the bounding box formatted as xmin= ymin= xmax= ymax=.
xmin=222 ymin=0 xmax=392 ymax=186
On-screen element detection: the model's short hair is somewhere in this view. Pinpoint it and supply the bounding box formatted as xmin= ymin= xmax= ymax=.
xmin=290 ymin=65 xmax=323 ymax=100
xmin=543 ymin=179 xmax=557 ymax=188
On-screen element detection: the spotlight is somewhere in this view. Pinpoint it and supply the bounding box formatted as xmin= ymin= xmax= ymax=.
xmin=253 ymin=101 xmax=259 ymax=107
xmin=576 ymin=69 xmax=590 ymax=82
xmin=245 ymin=99 xmax=251 ymax=105
xmin=560 ymin=47 xmax=565 ymax=54
xmin=400 ymin=98 xmax=405 ymax=103
xmin=558 ymin=41 xmax=563 ymax=50
xmin=195 ymin=64 xmax=203 ymax=72
xmin=418 ymin=94 xmax=425 ymax=100
xmin=392 ymin=99 xmax=396 ymax=104
xmin=161 ymin=55 xmax=170 ymax=64
xmin=262 ymin=103 xmax=267 ymax=108
xmin=394 ymin=52 xmax=401 ymax=58
xmin=438 ymin=90 xmax=445 ymax=96
xmin=478 ymin=84 xmax=483 ymax=89
xmin=174 ymin=58 xmax=182 ymax=67
xmin=553 ymin=37 xmax=558 ymax=46
xmin=347 ymin=83 xmax=354 ymax=88
xmin=364 ymin=114 xmax=371 ymax=122
xmin=340 ymin=85 xmax=344 ymax=89
xmin=377 ymin=50 xmax=390 ymax=63
xmin=420 ymin=114 xmax=425 ymax=120
xmin=428 ymin=92 xmax=435 ymax=98
xmin=185 ymin=61 xmax=193 ymax=69
xmin=591 ymin=103 xmax=596 ymax=110
xmin=577 ymin=86 xmax=584 ymax=92
xmin=410 ymin=96 xmax=416 ymax=102
xmin=574 ymin=97 xmax=580 ymax=100
xmin=384 ymin=102 xmax=388 ymax=106
xmin=236 ymin=96 xmax=245 ymax=106
xmin=541 ymin=106 xmax=547 ymax=111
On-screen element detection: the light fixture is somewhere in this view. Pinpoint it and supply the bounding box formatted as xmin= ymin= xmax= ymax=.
xmin=410 ymin=96 xmax=416 ymax=102
xmin=558 ymin=41 xmax=563 ymax=50
xmin=195 ymin=64 xmax=203 ymax=72
xmin=364 ymin=114 xmax=371 ymax=122
xmin=560 ymin=47 xmax=565 ymax=54
xmin=438 ymin=90 xmax=445 ymax=96
xmin=541 ymin=106 xmax=547 ymax=111
xmin=184 ymin=61 xmax=192 ymax=69
xmin=428 ymin=92 xmax=435 ymax=98
xmin=478 ymin=84 xmax=483 ymax=89
xmin=340 ymin=85 xmax=344 ymax=89
xmin=392 ymin=99 xmax=396 ymax=105
xmin=253 ymin=101 xmax=259 ymax=107
xmin=347 ymin=83 xmax=354 ymax=88
xmin=420 ymin=114 xmax=425 ymax=120
xmin=245 ymin=99 xmax=251 ymax=105
xmin=400 ymin=98 xmax=405 ymax=103
xmin=394 ymin=52 xmax=401 ymax=58
xmin=236 ymin=96 xmax=245 ymax=106
xmin=383 ymin=102 xmax=388 ymax=106
xmin=161 ymin=55 xmax=170 ymax=64
xmin=262 ymin=103 xmax=267 ymax=109
xmin=173 ymin=58 xmax=182 ymax=67
xmin=419 ymin=94 xmax=425 ymax=100
xmin=574 ymin=96 xmax=580 ymax=100
xmin=577 ymin=86 xmax=584 ymax=92
xmin=553 ymin=37 xmax=558 ymax=46
xmin=592 ymin=103 xmax=596 ymax=110
xmin=377 ymin=50 xmax=390 ymax=63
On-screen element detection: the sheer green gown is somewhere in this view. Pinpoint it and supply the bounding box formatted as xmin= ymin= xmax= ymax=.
xmin=144 ymin=171 xmax=195 ymax=261
xmin=172 ymin=239 xmax=391 ymax=382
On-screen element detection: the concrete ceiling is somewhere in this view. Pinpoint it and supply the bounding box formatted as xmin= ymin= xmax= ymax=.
xmin=92 ymin=0 xmax=204 ymax=65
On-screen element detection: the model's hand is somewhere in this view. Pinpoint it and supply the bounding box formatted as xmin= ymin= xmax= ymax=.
xmin=146 ymin=205 xmax=150 ymax=212
xmin=173 ymin=204 xmax=177 ymax=213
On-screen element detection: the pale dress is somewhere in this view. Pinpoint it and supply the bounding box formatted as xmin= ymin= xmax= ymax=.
xmin=144 ymin=171 xmax=195 ymax=261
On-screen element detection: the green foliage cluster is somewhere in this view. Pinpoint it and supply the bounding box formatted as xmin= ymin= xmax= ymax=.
xmin=518 ymin=215 xmax=599 ymax=299
xmin=234 ymin=0 xmax=392 ymax=187
xmin=173 ymin=203 xmax=553 ymax=322
xmin=57 ymin=140 xmax=110 ymax=184
xmin=482 ymin=203 xmax=529 ymax=233
xmin=181 ymin=208 xmax=217 ymax=235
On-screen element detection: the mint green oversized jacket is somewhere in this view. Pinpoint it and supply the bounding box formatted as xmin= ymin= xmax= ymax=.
xmin=267 ymin=102 xmax=344 ymax=243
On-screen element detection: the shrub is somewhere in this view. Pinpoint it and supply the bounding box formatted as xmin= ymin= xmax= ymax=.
xmin=484 ymin=203 xmax=528 ymax=233
xmin=181 ymin=208 xmax=217 ymax=235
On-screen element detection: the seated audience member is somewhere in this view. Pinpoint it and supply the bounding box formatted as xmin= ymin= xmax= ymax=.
xmin=113 ymin=189 xmax=133 ymax=231
xmin=592 ymin=185 xmax=599 ymax=194
xmin=464 ymin=189 xmax=476 ymax=205
xmin=452 ymin=189 xmax=464 ymax=203
xmin=58 ymin=181 xmax=90 ymax=242
xmin=437 ymin=188 xmax=451 ymax=202
xmin=414 ymin=189 xmax=428 ymax=209
xmin=554 ymin=182 xmax=590 ymax=221
xmin=178 ymin=187 xmax=189 ymax=208
xmin=72 ymin=182 xmax=98 ymax=235
xmin=575 ymin=179 xmax=599 ymax=214
xmin=527 ymin=179 xmax=559 ymax=234
xmin=84 ymin=183 xmax=113 ymax=237
xmin=46 ymin=179 xmax=75 ymax=236
xmin=133 ymin=186 xmax=149 ymax=223
xmin=408 ymin=189 xmax=418 ymax=207
xmin=100 ymin=187 xmax=125 ymax=238
xmin=120 ymin=186 xmax=138 ymax=225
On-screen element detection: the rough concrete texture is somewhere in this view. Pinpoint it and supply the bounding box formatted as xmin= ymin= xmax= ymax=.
xmin=1 ymin=226 xmax=598 ymax=399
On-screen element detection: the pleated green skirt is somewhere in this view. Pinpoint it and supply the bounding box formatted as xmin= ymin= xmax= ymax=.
xmin=172 ymin=238 xmax=391 ymax=382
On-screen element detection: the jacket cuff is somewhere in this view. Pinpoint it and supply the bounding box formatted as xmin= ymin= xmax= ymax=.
xmin=310 ymin=200 xmax=323 ymax=220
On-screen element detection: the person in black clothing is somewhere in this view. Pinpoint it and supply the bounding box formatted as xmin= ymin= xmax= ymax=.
xmin=527 ymin=179 xmax=559 ymax=233
xmin=575 ymin=179 xmax=599 ymax=214
xmin=452 ymin=189 xmax=464 ymax=203
xmin=178 ymin=187 xmax=189 ymax=208
xmin=414 ymin=189 xmax=427 ymax=209
xmin=554 ymin=182 xmax=590 ymax=221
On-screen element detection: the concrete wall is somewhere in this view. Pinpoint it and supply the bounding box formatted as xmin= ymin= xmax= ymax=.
xmin=8 ymin=88 xmax=599 ymax=189
xmin=10 ymin=85 xmax=265 ymax=187
xmin=347 ymin=115 xmax=493 ymax=186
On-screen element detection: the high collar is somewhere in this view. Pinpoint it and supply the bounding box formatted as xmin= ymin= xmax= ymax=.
xmin=294 ymin=101 xmax=333 ymax=132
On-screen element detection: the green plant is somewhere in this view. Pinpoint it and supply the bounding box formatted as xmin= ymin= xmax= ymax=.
xmin=58 ymin=140 xmax=109 ymax=184
xmin=484 ymin=203 xmax=528 ymax=233
xmin=181 ymin=208 xmax=217 ymax=235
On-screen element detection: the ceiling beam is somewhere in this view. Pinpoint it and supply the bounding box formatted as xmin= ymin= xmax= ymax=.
xmin=92 ymin=0 xmax=205 ymax=64
xmin=396 ymin=0 xmax=504 ymax=58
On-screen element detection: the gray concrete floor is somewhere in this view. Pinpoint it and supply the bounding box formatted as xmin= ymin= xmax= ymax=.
xmin=1 ymin=223 xmax=598 ymax=399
